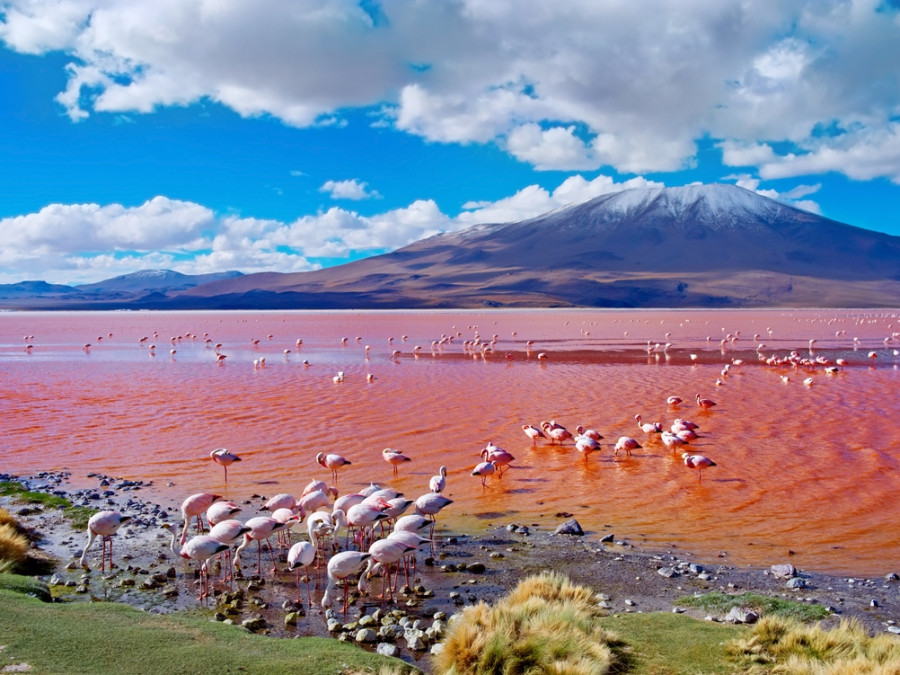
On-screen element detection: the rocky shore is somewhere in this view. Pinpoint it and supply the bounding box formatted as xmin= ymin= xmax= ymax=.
xmin=3 ymin=470 xmax=900 ymax=671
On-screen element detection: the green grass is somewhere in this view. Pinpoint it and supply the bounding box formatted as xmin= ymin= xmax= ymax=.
xmin=0 ymin=589 xmax=420 ymax=674
xmin=0 ymin=480 xmax=96 ymax=529
xmin=677 ymin=591 xmax=831 ymax=622
xmin=0 ymin=572 xmax=52 ymax=602
xmin=599 ymin=612 xmax=743 ymax=674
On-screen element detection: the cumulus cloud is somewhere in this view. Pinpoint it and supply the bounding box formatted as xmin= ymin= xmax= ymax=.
xmin=2 ymin=0 xmax=899 ymax=180
xmin=320 ymin=179 xmax=381 ymax=200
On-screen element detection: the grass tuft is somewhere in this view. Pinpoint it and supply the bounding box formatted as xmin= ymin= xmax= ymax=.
xmin=0 ymin=573 xmax=52 ymax=602
xmin=0 ymin=523 xmax=29 ymax=565
xmin=0 ymin=480 xmax=97 ymax=529
xmin=728 ymin=615 xmax=900 ymax=673
xmin=433 ymin=571 xmax=626 ymax=674
xmin=678 ymin=590 xmax=830 ymax=622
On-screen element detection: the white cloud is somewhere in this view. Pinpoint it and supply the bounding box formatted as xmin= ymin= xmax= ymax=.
xmin=2 ymin=0 xmax=899 ymax=179
xmin=320 ymin=179 xmax=381 ymax=200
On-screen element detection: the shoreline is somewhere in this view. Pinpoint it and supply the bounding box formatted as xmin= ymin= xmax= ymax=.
xmin=3 ymin=470 xmax=900 ymax=669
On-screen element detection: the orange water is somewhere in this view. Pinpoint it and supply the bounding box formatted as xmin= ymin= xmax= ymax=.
xmin=1 ymin=309 xmax=898 ymax=576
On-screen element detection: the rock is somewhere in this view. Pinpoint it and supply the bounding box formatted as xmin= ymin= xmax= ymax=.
xmin=358 ymin=614 xmax=376 ymax=627
xmin=689 ymin=563 xmax=704 ymax=574
xmin=555 ymin=519 xmax=584 ymax=536
xmin=657 ymin=567 xmax=679 ymax=578
xmin=489 ymin=552 xmax=504 ymax=559
xmin=377 ymin=643 xmax=400 ymax=658
xmin=406 ymin=634 xmax=427 ymax=651
xmin=599 ymin=533 xmax=615 ymax=543
xmin=697 ymin=572 xmax=711 ymax=580
xmin=786 ymin=577 xmax=807 ymax=589
xmin=887 ymin=626 xmax=900 ymax=635
xmin=467 ymin=562 xmax=486 ymax=574
xmin=886 ymin=572 xmax=899 ymax=581
xmin=725 ymin=607 xmax=759 ymax=624
xmin=284 ymin=612 xmax=300 ymax=626
xmin=379 ymin=624 xmax=405 ymax=641
xmin=355 ymin=628 xmax=378 ymax=643
xmin=242 ymin=617 xmax=267 ymax=631
xmin=48 ymin=574 xmax=65 ymax=586
xmin=672 ymin=606 xmax=686 ymax=613
xmin=771 ymin=563 xmax=796 ymax=579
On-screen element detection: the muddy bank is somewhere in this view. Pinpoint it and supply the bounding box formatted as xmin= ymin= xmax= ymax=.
xmin=3 ymin=471 xmax=900 ymax=671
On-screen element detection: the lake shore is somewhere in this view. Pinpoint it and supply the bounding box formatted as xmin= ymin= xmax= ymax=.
xmin=4 ymin=469 xmax=900 ymax=671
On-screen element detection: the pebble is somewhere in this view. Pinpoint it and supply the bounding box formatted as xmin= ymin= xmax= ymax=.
xmin=377 ymin=643 xmax=400 ymax=657
xmin=355 ymin=628 xmax=377 ymax=643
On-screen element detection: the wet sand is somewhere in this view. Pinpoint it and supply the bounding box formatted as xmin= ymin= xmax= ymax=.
xmin=4 ymin=470 xmax=900 ymax=672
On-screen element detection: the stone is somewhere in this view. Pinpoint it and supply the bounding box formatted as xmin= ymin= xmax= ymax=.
xmin=327 ymin=618 xmax=343 ymax=632
xmin=284 ymin=612 xmax=300 ymax=626
xmin=355 ymin=628 xmax=378 ymax=643
xmin=689 ymin=563 xmax=704 ymax=574
xmin=406 ymin=635 xmax=427 ymax=651
xmin=376 ymin=643 xmax=400 ymax=658
xmin=771 ymin=563 xmax=796 ymax=579
xmin=48 ymin=574 xmax=65 ymax=586
xmin=379 ymin=624 xmax=405 ymax=641
xmin=657 ymin=567 xmax=678 ymax=578
xmin=725 ymin=607 xmax=759 ymax=624
xmin=241 ymin=617 xmax=267 ymax=631
xmin=786 ymin=577 xmax=807 ymax=589
xmin=886 ymin=572 xmax=899 ymax=581
xmin=599 ymin=533 xmax=614 ymax=543
xmin=467 ymin=562 xmax=486 ymax=574
xmin=555 ymin=519 xmax=584 ymax=536
xmin=359 ymin=614 xmax=376 ymax=627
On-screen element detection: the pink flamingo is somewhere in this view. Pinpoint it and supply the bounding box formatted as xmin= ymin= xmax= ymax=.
xmin=696 ymin=394 xmax=717 ymax=410
xmin=575 ymin=425 xmax=603 ymax=441
xmin=346 ymin=502 xmax=390 ymax=550
xmin=574 ymin=435 xmax=600 ymax=462
xmin=270 ymin=507 xmax=302 ymax=552
xmin=180 ymin=492 xmax=222 ymax=545
xmin=307 ymin=510 xmax=340 ymax=564
xmin=301 ymin=479 xmax=337 ymax=498
xmin=386 ymin=529 xmax=431 ymax=585
xmin=661 ymin=431 xmax=687 ymax=453
xmin=234 ymin=516 xmax=286 ymax=576
xmin=298 ymin=489 xmax=334 ymax=514
xmin=260 ymin=493 xmax=299 ymax=513
xmin=79 ymin=511 xmax=132 ymax=571
xmin=522 ymin=424 xmax=546 ymax=445
xmin=614 ymin=436 xmax=641 ymax=457
xmin=472 ymin=460 xmax=497 ymax=487
xmin=360 ymin=538 xmax=415 ymax=602
xmin=635 ymin=414 xmax=662 ymax=434
xmin=287 ymin=541 xmax=317 ymax=606
xmin=672 ymin=418 xmax=700 ymax=432
xmin=316 ymin=452 xmax=352 ymax=483
xmin=333 ymin=492 xmax=366 ymax=514
xmin=180 ymin=534 xmax=229 ymax=601
xmin=541 ymin=421 xmax=573 ymax=444
xmin=415 ymin=493 xmax=453 ymax=553
xmin=382 ymin=448 xmax=412 ymax=477
xmin=429 ymin=466 xmax=448 ymax=494
xmin=206 ymin=500 xmax=242 ymax=526
xmin=209 ymin=447 xmax=241 ymax=483
xmin=322 ymin=550 xmax=372 ymax=614
xmin=667 ymin=396 xmax=683 ymax=407
xmin=207 ymin=519 xmax=251 ymax=580
xmin=682 ymin=453 xmax=717 ymax=483
xmin=482 ymin=442 xmax=514 ymax=476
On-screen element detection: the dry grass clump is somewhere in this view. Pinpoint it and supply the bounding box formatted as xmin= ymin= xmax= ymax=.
xmin=432 ymin=572 xmax=624 ymax=674
xmin=729 ymin=615 xmax=900 ymax=674
xmin=0 ymin=523 xmax=29 ymax=567
xmin=0 ymin=506 xmax=19 ymax=529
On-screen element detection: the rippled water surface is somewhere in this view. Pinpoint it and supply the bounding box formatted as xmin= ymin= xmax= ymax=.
xmin=1 ymin=309 xmax=898 ymax=576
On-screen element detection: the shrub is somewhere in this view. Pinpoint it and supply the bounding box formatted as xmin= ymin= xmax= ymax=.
xmin=0 ymin=523 xmax=29 ymax=566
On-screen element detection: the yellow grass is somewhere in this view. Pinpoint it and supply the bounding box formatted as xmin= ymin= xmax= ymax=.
xmin=0 ymin=506 xmax=19 ymax=529
xmin=729 ymin=615 xmax=900 ymax=674
xmin=432 ymin=572 xmax=623 ymax=674
xmin=0 ymin=523 xmax=29 ymax=565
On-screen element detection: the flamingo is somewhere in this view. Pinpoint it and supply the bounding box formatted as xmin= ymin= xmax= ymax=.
xmin=360 ymin=538 xmax=415 ymax=602
xmin=382 ymin=448 xmax=412 ymax=477
xmin=672 ymin=418 xmax=700 ymax=432
xmin=301 ymin=479 xmax=337 ymax=498
xmin=180 ymin=492 xmax=222 ymax=545
xmin=316 ymin=452 xmax=352 ymax=483
xmin=386 ymin=529 xmax=431 ymax=585
xmin=541 ymin=421 xmax=573 ymax=444
xmin=415 ymin=493 xmax=453 ymax=554
xmin=667 ymin=396 xmax=683 ymax=407
xmin=180 ymin=534 xmax=229 ymax=601
xmin=287 ymin=541 xmax=317 ymax=606
xmin=209 ymin=448 xmax=241 ymax=483
xmin=207 ymin=519 xmax=251 ymax=580
xmin=307 ymin=510 xmax=340 ymax=563
xmin=472 ymin=460 xmax=497 ymax=487
xmin=522 ymin=424 xmax=546 ymax=445
xmin=661 ymin=431 xmax=687 ymax=453
xmin=393 ymin=514 xmax=432 ymax=535
xmin=297 ymin=489 xmax=334 ymax=514
xmin=696 ymin=394 xmax=717 ymax=410
xmin=270 ymin=507 xmax=302 ymax=551
xmin=429 ymin=466 xmax=448 ymax=494
xmin=206 ymin=500 xmax=242 ymax=526
xmin=682 ymin=453 xmax=717 ymax=483
xmin=635 ymin=414 xmax=662 ymax=434
xmin=346 ymin=503 xmax=390 ymax=550
xmin=322 ymin=551 xmax=372 ymax=614
xmin=575 ymin=425 xmax=603 ymax=441
xmin=333 ymin=492 xmax=366 ymax=514
xmin=482 ymin=443 xmax=514 ymax=476
xmin=260 ymin=493 xmax=299 ymax=514
xmin=574 ymin=435 xmax=601 ymax=462
xmin=79 ymin=511 xmax=132 ymax=571
xmin=233 ymin=516 xmax=286 ymax=576
xmin=614 ymin=436 xmax=641 ymax=457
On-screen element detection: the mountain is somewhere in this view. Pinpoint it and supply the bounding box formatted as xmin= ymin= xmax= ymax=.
xmin=173 ymin=184 xmax=900 ymax=308
xmin=3 ymin=184 xmax=899 ymax=309
xmin=0 ymin=270 xmax=244 ymax=308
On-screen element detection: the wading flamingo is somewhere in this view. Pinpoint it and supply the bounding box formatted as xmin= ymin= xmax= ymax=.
xmin=522 ymin=424 xmax=546 ymax=445
xmin=682 ymin=453 xmax=717 ymax=483
xmin=180 ymin=492 xmax=222 ymax=545
xmin=180 ymin=534 xmax=229 ymax=601
xmin=287 ymin=541 xmax=317 ymax=606
xmin=696 ymin=394 xmax=717 ymax=410
xmin=79 ymin=511 xmax=132 ymax=571
xmin=574 ymin=435 xmax=601 ymax=462
xmin=429 ymin=466 xmax=447 ymax=494
xmin=316 ymin=452 xmax=352 ymax=483
xmin=382 ymin=448 xmax=412 ymax=477
xmin=322 ymin=551 xmax=372 ymax=614
xmin=635 ymin=414 xmax=662 ymax=434
xmin=472 ymin=460 xmax=497 ymax=487
xmin=575 ymin=425 xmax=603 ymax=441
xmin=206 ymin=501 xmax=242 ymax=526
xmin=234 ymin=516 xmax=286 ymax=576
xmin=207 ymin=519 xmax=251 ymax=580
xmin=209 ymin=447 xmax=241 ymax=483
xmin=614 ymin=436 xmax=641 ymax=457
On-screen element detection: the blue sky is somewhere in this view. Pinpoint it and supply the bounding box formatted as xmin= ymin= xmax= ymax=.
xmin=1 ymin=0 xmax=899 ymax=285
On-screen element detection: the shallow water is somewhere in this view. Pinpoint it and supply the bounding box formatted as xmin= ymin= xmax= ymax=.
xmin=1 ymin=308 xmax=898 ymax=576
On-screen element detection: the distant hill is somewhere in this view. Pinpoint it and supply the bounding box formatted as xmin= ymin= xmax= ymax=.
xmin=2 ymin=185 xmax=899 ymax=309
xmin=173 ymin=184 xmax=900 ymax=308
